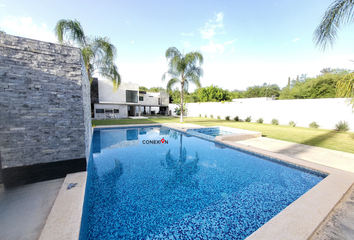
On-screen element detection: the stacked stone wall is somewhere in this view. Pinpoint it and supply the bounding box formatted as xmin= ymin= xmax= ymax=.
xmin=0 ymin=34 xmax=91 ymax=172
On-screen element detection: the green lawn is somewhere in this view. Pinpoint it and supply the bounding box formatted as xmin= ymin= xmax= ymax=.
xmin=92 ymin=117 xmax=354 ymax=154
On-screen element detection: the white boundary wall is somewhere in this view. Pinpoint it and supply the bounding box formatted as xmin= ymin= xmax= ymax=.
xmin=169 ymin=98 xmax=354 ymax=130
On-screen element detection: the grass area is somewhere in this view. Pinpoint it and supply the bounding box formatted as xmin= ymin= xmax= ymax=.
xmin=92 ymin=117 xmax=354 ymax=154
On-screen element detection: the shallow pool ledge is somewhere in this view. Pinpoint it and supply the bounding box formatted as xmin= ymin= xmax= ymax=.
xmin=215 ymin=131 xmax=262 ymax=142
xmin=39 ymin=172 xmax=87 ymax=240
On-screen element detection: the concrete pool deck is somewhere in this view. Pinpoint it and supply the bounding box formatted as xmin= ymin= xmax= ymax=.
xmin=3 ymin=123 xmax=353 ymax=239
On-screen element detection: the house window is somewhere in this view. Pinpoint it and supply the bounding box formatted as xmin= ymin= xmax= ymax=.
xmin=139 ymin=96 xmax=144 ymax=101
xmin=126 ymin=90 xmax=138 ymax=103
xmin=114 ymin=109 xmax=119 ymax=113
xmin=96 ymin=109 xmax=104 ymax=113
xmin=105 ymin=109 xmax=113 ymax=113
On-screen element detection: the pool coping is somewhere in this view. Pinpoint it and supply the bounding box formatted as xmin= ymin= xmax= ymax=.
xmin=41 ymin=123 xmax=354 ymax=240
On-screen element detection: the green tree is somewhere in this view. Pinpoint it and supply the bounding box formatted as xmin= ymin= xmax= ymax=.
xmin=231 ymin=89 xmax=244 ymax=99
xmin=54 ymin=19 xmax=121 ymax=90
xmin=139 ymin=86 xmax=148 ymax=91
xmin=336 ymin=73 xmax=354 ymax=110
xmin=279 ymin=69 xmax=349 ymax=99
xmin=243 ymin=83 xmax=280 ymax=98
xmin=320 ymin=67 xmax=333 ymax=75
xmin=198 ymin=85 xmax=232 ymax=102
xmin=149 ymin=86 xmax=165 ymax=92
xmin=162 ymin=47 xmax=203 ymax=122
xmin=314 ymin=0 xmax=354 ymax=108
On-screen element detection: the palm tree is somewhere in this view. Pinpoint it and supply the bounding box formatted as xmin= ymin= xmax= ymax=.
xmin=54 ymin=19 xmax=121 ymax=90
xmin=313 ymin=0 xmax=354 ymax=50
xmin=314 ymin=0 xmax=354 ymax=109
xmin=336 ymin=73 xmax=354 ymax=110
xmin=162 ymin=47 xmax=203 ymax=122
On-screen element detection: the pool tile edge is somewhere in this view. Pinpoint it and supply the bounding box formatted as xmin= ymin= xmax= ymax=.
xmin=39 ymin=172 xmax=87 ymax=240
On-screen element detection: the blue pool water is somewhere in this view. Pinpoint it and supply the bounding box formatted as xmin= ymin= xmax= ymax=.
xmin=80 ymin=126 xmax=325 ymax=239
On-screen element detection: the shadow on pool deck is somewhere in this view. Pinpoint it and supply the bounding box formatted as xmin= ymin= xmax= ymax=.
xmin=0 ymin=178 xmax=63 ymax=240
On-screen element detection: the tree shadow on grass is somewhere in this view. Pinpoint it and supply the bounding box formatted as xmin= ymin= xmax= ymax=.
xmin=276 ymin=131 xmax=338 ymax=155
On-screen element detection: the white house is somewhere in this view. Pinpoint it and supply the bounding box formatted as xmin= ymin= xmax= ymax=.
xmin=94 ymin=80 xmax=169 ymax=119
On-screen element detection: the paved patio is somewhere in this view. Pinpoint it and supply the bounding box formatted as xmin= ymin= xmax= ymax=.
xmin=0 ymin=178 xmax=63 ymax=240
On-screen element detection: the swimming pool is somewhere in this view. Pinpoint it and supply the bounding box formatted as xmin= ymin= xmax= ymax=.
xmin=80 ymin=126 xmax=326 ymax=239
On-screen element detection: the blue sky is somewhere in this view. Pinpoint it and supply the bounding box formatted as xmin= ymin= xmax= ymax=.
xmin=1 ymin=0 xmax=354 ymax=92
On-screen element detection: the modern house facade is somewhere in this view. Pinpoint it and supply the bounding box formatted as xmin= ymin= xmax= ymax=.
xmin=93 ymin=80 xmax=169 ymax=119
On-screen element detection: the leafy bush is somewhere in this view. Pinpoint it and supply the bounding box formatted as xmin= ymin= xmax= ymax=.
xmin=256 ymin=117 xmax=264 ymax=124
xmin=234 ymin=116 xmax=239 ymax=121
xmin=271 ymin=118 xmax=279 ymax=125
xmin=289 ymin=121 xmax=296 ymax=127
xmin=199 ymin=113 xmax=201 ymax=117
xmin=205 ymin=114 xmax=207 ymax=118
xmin=309 ymin=121 xmax=319 ymax=129
xmin=245 ymin=116 xmax=252 ymax=122
xmin=217 ymin=115 xmax=221 ymax=119
xmin=210 ymin=114 xmax=214 ymax=118
xmin=225 ymin=116 xmax=230 ymax=121
xmin=174 ymin=103 xmax=187 ymax=116
xmin=335 ymin=120 xmax=350 ymax=132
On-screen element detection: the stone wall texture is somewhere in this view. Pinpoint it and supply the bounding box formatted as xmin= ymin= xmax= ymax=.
xmin=0 ymin=33 xmax=91 ymax=169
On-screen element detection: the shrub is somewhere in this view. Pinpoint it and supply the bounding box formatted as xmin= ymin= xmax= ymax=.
xmin=217 ymin=115 xmax=221 ymax=119
xmin=210 ymin=114 xmax=214 ymax=118
xmin=271 ymin=118 xmax=279 ymax=125
xmin=335 ymin=120 xmax=350 ymax=132
xmin=256 ymin=117 xmax=264 ymax=124
xmin=309 ymin=121 xmax=319 ymax=129
xmin=234 ymin=116 xmax=239 ymax=121
xmin=205 ymin=114 xmax=207 ymax=118
xmin=199 ymin=113 xmax=201 ymax=117
xmin=225 ymin=116 xmax=230 ymax=121
xmin=245 ymin=116 xmax=252 ymax=122
xmin=289 ymin=121 xmax=296 ymax=127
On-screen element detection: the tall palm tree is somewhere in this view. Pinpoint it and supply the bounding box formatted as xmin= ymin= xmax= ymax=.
xmin=162 ymin=47 xmax=203 ymax=122
xmin=54 ymin=19 xmax=121 ymax=90
xmin=314 ymin=0 xmax=354 ymax=109
xmin=336 ymin=73 xmax=354 ymax=110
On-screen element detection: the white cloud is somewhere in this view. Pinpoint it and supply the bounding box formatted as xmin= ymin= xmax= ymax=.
xmin=199 ymin=12 xmax=225 ymax=39
xmin=0 ymin=4 xmax=5 ymax=7
xmin=126 ymin=21 xmax=130 ymax=24
xmin=293 ymin=38 xmax=300 ymax=42
xmin=181 ymin=32 xmax=193 ymax=36
xmin=0 ymin=16 xmax=56 ymax=43
xmin=131 ymin=41 xmax=134 ymax=44
xmin=250 ymin=39 xmax=252 ymax=41
xmin=201 ymin=41 xmax=224 ymax=54
xmin=183 ymin=41 xmax=191 ymax=48
xmin=231 ymin=46 xmax=235 ymax=52
xmin=224 ymin=38 xmax=237 ymax=45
